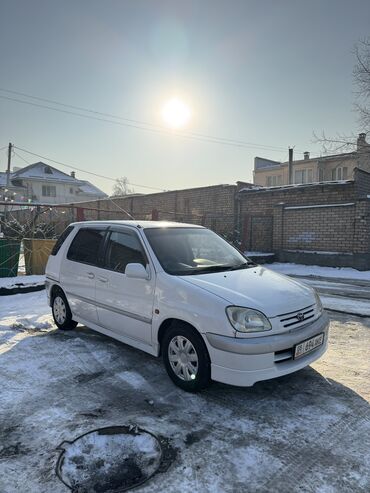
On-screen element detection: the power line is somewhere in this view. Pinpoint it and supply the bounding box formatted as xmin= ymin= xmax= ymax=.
xmin=14 ymin=146 xmax=167 ymax=191
xmin=13 ymin=150 xmax=31 ymax=165
xmin=0 ymin=89 xmax=296 ymax=153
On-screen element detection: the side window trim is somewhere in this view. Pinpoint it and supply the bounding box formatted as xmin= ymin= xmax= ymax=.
xmin=50 ymin=225 xmax=74 ymax=256
xmin=101 ymin=227 xmax=149 ymax=274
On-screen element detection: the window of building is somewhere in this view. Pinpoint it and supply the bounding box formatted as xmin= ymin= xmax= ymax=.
xmin=332 ymin=167 xmax=348 ymax=180
xmin=69 ymin=187 xmax=74 ymax=194
xmin=67 ymin=228 xmax=106 ymax=265
xmin=266 ymin=175 xmax=282 ymax=187
xmin=294 ymin=170 xmax=306 ymax=184
xmin=42 ymin=185 xmax=56 ymax=197
xmin=307 ymin=169 xmax=313 ymax=183
xmin=105 ymin=231 xmax=146 ymax=273
xmin=44 ymin=166 xmax=53 ymax=174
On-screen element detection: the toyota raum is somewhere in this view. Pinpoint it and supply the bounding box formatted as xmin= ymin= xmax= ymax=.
xmin=45 ymin=221 xmax=329 ymax=391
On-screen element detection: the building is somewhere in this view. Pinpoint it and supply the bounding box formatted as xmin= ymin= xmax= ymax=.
xmin=254 ymin=133 xmax=370 ymax=186
xmin=239 ymin=167 xmax=370 ymax=270
xmin=0 ymin=161 xmax=107 ymax=205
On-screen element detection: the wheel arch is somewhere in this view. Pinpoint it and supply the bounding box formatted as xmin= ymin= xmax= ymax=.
xmin=157 ymin=318 xmax=204 ymax=356
xmin=49 ymin=284 xmax=65 ymax=306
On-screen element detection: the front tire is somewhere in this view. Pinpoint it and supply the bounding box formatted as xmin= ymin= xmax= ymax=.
xmin=52 ymin=290 xmax=78 ymax=330
xmin=162 ymin=323 xmax=211 ymax=392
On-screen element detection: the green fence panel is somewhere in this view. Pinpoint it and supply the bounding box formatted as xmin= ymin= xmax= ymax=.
xmin=0 ymin=239 xmax=21 ymax=277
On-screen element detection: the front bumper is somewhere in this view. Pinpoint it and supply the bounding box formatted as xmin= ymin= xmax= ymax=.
xmin=205 ymin=312 xmax=330 ymax=387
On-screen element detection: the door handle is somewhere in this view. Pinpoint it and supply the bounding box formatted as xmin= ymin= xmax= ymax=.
xmin=87 ymin=272 xmax=95 ymax=279
xmin=97 ymin=276 xmax=108 ymax=283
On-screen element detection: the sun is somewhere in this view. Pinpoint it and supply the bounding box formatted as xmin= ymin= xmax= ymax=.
xmin=161 ymin=98 xmax=191 ymax=129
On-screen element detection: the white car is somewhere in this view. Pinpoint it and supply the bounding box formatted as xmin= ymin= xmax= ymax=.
xmin=46 ymin=221 xmax=329 ymax=392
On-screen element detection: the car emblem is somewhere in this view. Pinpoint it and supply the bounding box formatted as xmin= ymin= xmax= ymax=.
xmin=296 ymin=313 xmax=305 ymax=321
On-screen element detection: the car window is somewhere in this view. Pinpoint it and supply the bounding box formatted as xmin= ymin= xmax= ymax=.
xmin=105 ymin=230 xmax=146 ymax=273
xmin=50 ymin=225 xmax=74 ymax=256
xmin=67 ymin=228 xmax=105 ymax=265
xmin=144 ymin=227 xmax=249 ymax=275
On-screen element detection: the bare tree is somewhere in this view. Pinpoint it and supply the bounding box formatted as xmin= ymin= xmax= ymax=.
xmin=313 ymin=38 xmax=370 ymax=153
xmin=353 ymin=37 xmax=370 ymax=132
xmin=112 ymin=177 xmax=134 ymax=196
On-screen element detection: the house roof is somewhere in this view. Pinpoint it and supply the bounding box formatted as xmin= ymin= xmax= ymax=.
xmin=12 ymin=162 xmax=80 ymax=182
xmin=254 ymin=151 xmax=357 ymax=171
xmin=1 ymin=161 xmax=107 ymax=197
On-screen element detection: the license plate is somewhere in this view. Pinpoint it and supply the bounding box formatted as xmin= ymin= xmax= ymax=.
xmin=294 ymin=333 xmax=324 ymax=359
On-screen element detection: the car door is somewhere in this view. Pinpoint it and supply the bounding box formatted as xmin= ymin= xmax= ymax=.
xmin=95 ymin=227 xmax=155 ymax=346
xmin=60 ymin=226 xmax=106 ymax=324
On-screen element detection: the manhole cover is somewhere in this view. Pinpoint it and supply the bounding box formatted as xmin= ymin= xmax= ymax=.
xmin=56 ymin=426 xmax=164 ymax=492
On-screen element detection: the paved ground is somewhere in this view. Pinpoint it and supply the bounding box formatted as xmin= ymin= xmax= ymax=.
xmin=0 ymin=292 xmax=369 ymax=493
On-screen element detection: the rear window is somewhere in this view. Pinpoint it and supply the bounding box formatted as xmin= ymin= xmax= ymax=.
xmin=50 ymin=226 xmax=74 ymax=256
xmin=67 ymin=228 xmax=106 ymax=265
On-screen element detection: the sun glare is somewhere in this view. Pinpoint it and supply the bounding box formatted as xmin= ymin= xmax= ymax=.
xmin=161 ymin=98 xmax=191 ymax=129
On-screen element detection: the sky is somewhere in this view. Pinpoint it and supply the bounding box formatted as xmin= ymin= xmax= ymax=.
xmin=0 ymin=0 xmax=369 ymax=195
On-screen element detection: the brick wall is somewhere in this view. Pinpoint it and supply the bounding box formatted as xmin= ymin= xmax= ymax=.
xmin=282 ymin=204 xmax=355 ymax=252
xmin=6 ymin=169 xmax=370 ymax=269
xmin=239 ymin=174 xmax=370 ymax=269
xmin=67 ymin=184 xmax=237 ymax=238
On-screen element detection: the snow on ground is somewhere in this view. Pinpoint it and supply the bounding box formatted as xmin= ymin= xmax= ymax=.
xmin=0 ymin=274 xmax=45 ymax=289
xmin=268 ymin=262 xmax=370 ymax=281
xmin=0 ymin=291 xmax=52 ymax=355
xmin=0 ymin=291 xmax=370 ymax=492
xmin=245 ymin=251 xmax=274 ymax=257
xmin=320 ymin=296 xmax=370 ymax=317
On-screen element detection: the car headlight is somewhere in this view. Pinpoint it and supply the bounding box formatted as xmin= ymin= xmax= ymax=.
xmin=226 ymin=306 xmax=272 ymax=333
xmin=314 ymin=291 xmax=323 ymax=314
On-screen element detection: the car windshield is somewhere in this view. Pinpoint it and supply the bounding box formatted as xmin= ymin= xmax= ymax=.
xmin=144 ymin=227 xmax=254 ymax=275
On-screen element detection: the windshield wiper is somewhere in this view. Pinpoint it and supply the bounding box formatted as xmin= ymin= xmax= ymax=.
xmin=228 ymin=261 xmax=255 ymax=270
xmin=184 ymin=263 xmax=254 ymax=275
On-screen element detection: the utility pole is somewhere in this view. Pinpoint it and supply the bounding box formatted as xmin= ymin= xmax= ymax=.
xmin=3 ymin=142 xmax=13 ymax=223
xmin=288 ymin=147 xmax=293 ymax=184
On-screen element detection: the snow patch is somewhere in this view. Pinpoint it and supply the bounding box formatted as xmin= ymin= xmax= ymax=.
xmin=268 ymin=263 xmax=370 ymax=281
xmin=0 ymin=291 xmax=53 ymax=333
xmin=320 ymin=296 xmax=370 ymax=316
xmin=245 ymin=251 xmax=274 ymax=257
xmin=116 ymin=370 xmax=148 ymax=389
xmin=0 ymin=274 xmax=45 ymax=289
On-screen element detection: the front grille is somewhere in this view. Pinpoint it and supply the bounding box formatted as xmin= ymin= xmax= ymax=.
xmin=279 ymin=304 xmax=316 ymax=330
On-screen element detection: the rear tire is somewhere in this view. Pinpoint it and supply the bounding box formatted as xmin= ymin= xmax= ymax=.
xmin=162 ymin=322 xmax=211 ymax=392
xmin=52 ymin=289 xmax=78 ymax=330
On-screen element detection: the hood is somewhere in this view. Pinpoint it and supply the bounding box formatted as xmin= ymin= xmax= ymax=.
xmin=179 ymin=265 xmax=315 ymax=318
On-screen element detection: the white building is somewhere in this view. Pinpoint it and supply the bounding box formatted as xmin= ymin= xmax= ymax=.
xmin=0 ymin=161 xmax=107 ymax=205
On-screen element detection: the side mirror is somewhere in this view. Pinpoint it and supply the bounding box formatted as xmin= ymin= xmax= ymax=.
xmin=125 ymin=263 xmax=149 ymax=280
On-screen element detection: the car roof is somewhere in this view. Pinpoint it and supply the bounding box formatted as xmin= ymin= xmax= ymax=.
xmin=70 ymin=220 xmax=205 ymax=230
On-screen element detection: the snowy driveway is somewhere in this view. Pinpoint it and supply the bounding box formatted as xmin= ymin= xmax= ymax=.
xmin=0 ymin=291 xmax=370 ymax=493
